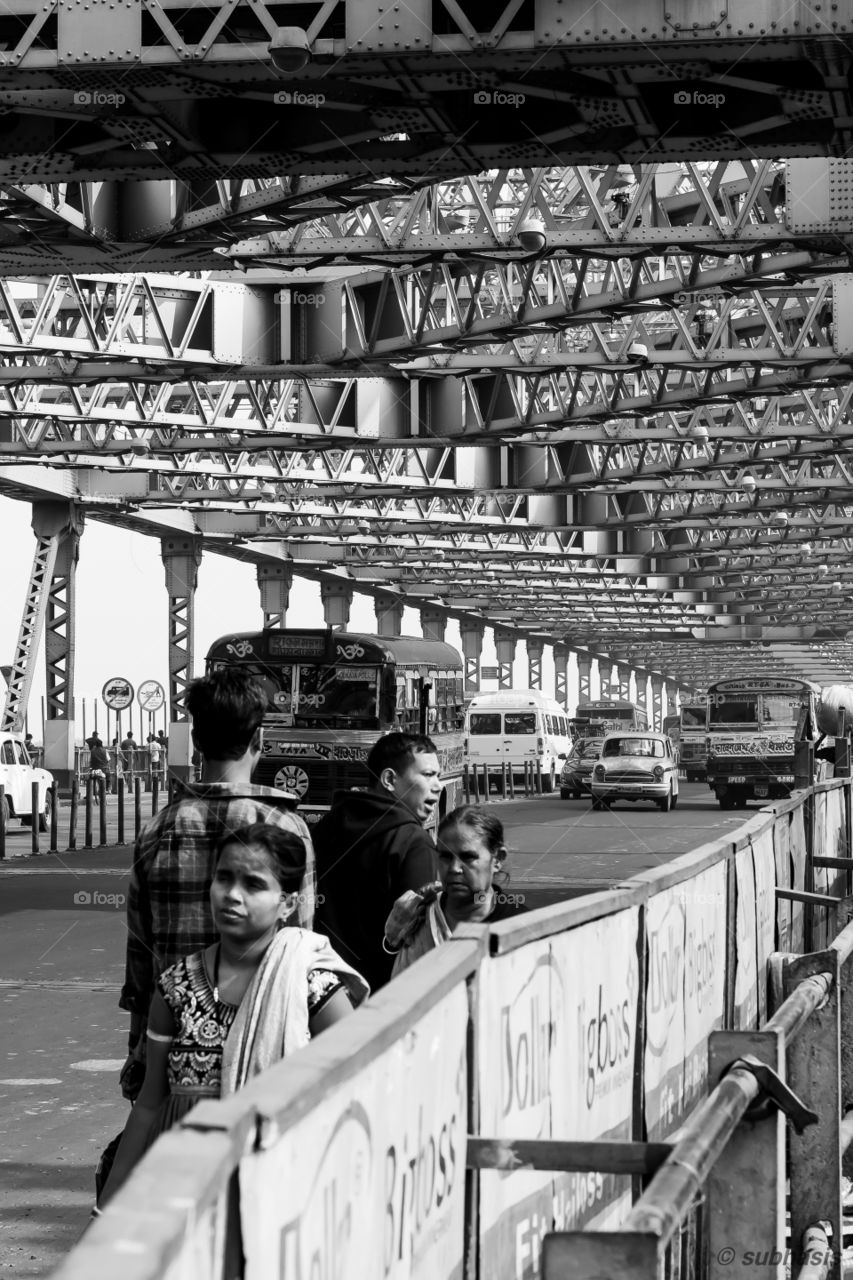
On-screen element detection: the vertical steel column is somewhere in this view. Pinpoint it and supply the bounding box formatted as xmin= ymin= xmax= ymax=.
xmin=1 ymin=531 xmax=59 ymax=732
xmin=650 ymin=675 xmax=664 ymax=728
xmin=420 ymin=607 xmax=447 ymax=643
xmin=320 ymin=577 xmax=353 ymax=630
xmin=635 ymin=671 xmax=649 ymax=721
xmin=665 ymin=680 xmax=679 ymax=724
xmin=616 ymin=663 xmax=631 ymax=701
xmin=598 ymin=658 xmax=612 ymax=700
xmin=527 ymin=637 xmax=544 ymax=690
xmin=460 ymin=620 xmax=485 ymax=694
xmin=553 ymin=645 xmax=569 ymax=709
xmin=257 ymin=562 xmax=292 ymax=628
xmin=161 ymin=536 xmax=203 ymax=782
xmin=375 ymin=591 xmax=404 ymax=637
xmin=576 ymin=654 xmax=592 ymax=705
xmin=40 ymin=503 xmax=85 ymax=791
xmin=493 ymin=627 xmax=517 ymax=690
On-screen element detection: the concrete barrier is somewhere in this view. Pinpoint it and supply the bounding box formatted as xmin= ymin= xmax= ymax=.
xmin=50 ymin=778 xmax=853 ymax=1280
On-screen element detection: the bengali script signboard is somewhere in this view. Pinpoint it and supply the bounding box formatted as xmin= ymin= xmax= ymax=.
xmin=239 ymin=985 xmax=469 ymax=1280
xmin=477 ymin=908 xmax=640 ymax=1280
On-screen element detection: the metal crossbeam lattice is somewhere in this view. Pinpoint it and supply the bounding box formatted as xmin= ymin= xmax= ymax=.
xmin=1 ymin=533 xmax=58 ymax=731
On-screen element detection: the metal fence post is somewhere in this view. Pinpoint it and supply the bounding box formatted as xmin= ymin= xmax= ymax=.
xmin=0 ymin=783 xmax=6 ymax=860
xmin=463 ymin=765 xmax=470 ymax=804
xmin=134 ymin=777 xmax=142 ymax=839
xmin=117 ymin=779 xmax=125 ymax=845
xmin=508 ymin=765 xmax=515 ymax=800
xmin=705 ymin=1027 xmax=787 ymax=1279
xmin=784 ymin=950 xmax=843 ymax=1277
xmin=31 ymin=781 xmax=40 ymax=855
xmin=501 ymin=762 xmax=507 ymax=799
xmin=535 ymin=762 xmax=543 ymax=795
xmin=152 ymin=776 xmax=160 ymax=815
xmin=84 ymin=778 xmax=93 ymax=849
xmin=99 ymin=777 xmax=107 ymax=846
xmin=49 ymin=782 xmax=58 ymax=853
xmin=68 ymin=777 xmax=78 ymax=850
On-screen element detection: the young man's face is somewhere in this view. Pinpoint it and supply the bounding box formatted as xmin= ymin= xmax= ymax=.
xmin=389 ymin=752 xmax=443 ymax=824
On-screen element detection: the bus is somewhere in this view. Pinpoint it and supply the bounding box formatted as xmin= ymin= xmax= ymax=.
xmin=676 ymin=702 xmax=709 ymax=783
xmin=205 ymin=629 xmax=466 ymax=824
xmin=704 ymin=676 xmax=819 ymax=809
xmin=569 ymin=699 xmax=649 ymax=740
xmin=464 ymin=689 xmax=572 ymax=793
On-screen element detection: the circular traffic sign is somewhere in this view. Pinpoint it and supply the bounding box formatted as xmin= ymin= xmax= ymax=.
xmin=102 ymin=677 xmax=134 ymax=710
xmin=138 ymin=679 xmax=166 ymax=713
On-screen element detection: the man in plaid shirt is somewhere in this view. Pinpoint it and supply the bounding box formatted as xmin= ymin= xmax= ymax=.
xmin=119 ymin=667 xmax=316 ymax=1100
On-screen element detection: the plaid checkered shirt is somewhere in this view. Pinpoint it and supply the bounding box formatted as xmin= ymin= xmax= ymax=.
xmin=120 ymin=782 xmax=316 ymax=1034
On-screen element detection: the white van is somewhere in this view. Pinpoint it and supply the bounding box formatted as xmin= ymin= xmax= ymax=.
xmin=464 ymin=689 xmax=572 ymax=792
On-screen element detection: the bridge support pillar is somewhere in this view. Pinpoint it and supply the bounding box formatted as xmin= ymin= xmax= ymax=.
xmin=161 ymin=536 xmax=203 ymax=782
xmin=420 ymin=607 xmax=447 ymax=643
xmin=460 ymin=621 xmax=485 ymax=694
xmin=635 ymin=672 xmax=650 ymax=722
xmin=650 ymin=675 xmax=664 ymax=729
xmin=576 ymin=654 xmax=592 ymax=705
xmin=493 ymin=628 xmax=517 ymax=690
xmin=665 ymin=681 xmax=680 ymax=724
xmin=320 ymin=578 xmax=353 ymax=630
xmin=616 ymin=663 xmax=631 ymax=701
xmin=527 ymin=637 xmax=544 ymax=690
xmin=598 ymin=659 xmax=613 ymax=700
xmin=375 ymin=591 xmax=404 ymax=637
xmin=257 ymin=563 xmax=293 ymax=629
xmin=553 ymin=645 xmax=569 ymax=709
xmin=35 ymin=502 xmax=85 ymax=791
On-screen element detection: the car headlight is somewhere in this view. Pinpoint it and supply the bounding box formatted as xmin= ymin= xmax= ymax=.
xmin=593 ymin=764 xmax=605 ymax=780
xmin=653 ymin=765 xmax=664 ymax=781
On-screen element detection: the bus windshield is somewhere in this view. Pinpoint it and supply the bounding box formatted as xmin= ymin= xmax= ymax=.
xmin=680 ymin=706 xmax=705 ymax=729
xmin=708 ymin=696 xmax=758 ymax=728
xmin=213 ymin=660 xmax=380 ymax=726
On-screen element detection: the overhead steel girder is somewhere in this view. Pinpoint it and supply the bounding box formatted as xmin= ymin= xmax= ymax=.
xmin=0 ymin=11 xmax=851 ymax=180
xmin=0 ymin=157 xmax=833 ymax=274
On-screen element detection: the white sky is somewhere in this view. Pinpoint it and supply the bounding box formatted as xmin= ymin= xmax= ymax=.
xmin=1 ymin=494 xmax=582 ymax=740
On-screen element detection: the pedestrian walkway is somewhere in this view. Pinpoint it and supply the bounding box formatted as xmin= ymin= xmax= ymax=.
xmin=0 ymin=791 xmax=165 ymax=861
xmin=0 ymin=842 xmax=133 ymax=1276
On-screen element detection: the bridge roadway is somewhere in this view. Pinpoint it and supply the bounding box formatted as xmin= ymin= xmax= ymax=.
xmin=0 ymin=781 xmax=743 ymax=1277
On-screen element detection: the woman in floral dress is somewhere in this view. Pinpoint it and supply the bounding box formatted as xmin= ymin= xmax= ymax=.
xmin=100 ymin=823 xmax=368 ymax=1206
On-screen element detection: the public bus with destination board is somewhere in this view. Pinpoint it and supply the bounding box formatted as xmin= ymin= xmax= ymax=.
xmin=205 ymin=629 xmax=466 ymax=824
xmin=704 ymin=675 xmax=819 ymax=809
xmin=569 ymin=699 xmax=649 ymax=740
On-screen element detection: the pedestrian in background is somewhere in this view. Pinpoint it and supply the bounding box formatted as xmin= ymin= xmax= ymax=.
xmin=147 ymin=734 xmax=162 ymax=788
xmin=121 ymin=731 xmax=135 ymax=790
xmin=313 ymin=732 xmax=442 ymax=992
xmin=111 ymin=737 xmax=126 ymax=794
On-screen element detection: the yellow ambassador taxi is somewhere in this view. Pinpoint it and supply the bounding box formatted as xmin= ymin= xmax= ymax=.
xmin=590 ymin=731 xmax=679 ymax=813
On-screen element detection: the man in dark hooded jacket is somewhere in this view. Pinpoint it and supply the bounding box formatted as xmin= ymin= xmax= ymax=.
xmin=314 ymin=733 xmax=442 ymax=990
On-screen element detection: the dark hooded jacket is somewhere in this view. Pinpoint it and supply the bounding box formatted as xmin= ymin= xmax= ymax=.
xmin=313 ymin=788 xmax=437 ymax=991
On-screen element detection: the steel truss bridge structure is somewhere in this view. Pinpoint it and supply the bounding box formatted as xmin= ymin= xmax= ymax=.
xmin=7 ymin=2 xmax=853 ymax=776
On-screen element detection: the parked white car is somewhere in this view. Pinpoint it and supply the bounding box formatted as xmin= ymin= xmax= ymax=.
xmin=0 ymin=732 xmax=54 ymax=831
xmin=590 ymin=731 xmax=680 ymax=813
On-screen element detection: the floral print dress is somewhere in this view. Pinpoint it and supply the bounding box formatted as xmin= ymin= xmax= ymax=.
xmin=146 ymin=949 xmax=342 ymax=1140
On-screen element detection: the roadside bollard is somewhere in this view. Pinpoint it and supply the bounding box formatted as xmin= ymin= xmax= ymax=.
xmin=463 ymin=765 xmax=470 ymax=804
xmin=481 ymin=764 xmax=489 ymax=799
xmin=49 ymin=783 xmax=58 ymax=853
xmin=99 ymin=777 xmax=107 ymax=846
xmin=0 ymin=783 xmax=6 ymax=860
xmin=523 ymin=761 xmax=531 ymax=796
xmin=536 ymin=762 xmax=543 ymax=795
xmin=508 ymin=766 xmax=515 ymax=800
xmin=117 ymin=779 xmax=125 ymax=845
xmin=152 ymin=776 xmax=160 ymax=816
xmin=84 ymin=778 xmax=93 ymax=849
xmin=31 ymin=781 xmax=40 ymax=854
xmin=501 ymin=762 xmax=507 ymax=799
xmin=134 ymin=778 xmax=142 ymax=839
xmin=68 ymin=777 xmax=78 ymax=850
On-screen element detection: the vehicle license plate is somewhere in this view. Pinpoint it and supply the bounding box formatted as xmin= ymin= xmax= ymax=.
xmin=728 ymin=775 xmax=746 ymax=783
xmin=754 ymin=785 xmax=768 ymax=797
